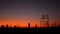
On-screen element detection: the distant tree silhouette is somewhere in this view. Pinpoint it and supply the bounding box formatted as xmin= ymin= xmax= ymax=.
xmin=1 ymin=25 xmax=4 ymax=28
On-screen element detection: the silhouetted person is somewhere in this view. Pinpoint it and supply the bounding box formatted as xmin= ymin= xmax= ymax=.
xmin=35 ymin=24 xmax=37 ymax=28
xmin=53 ymin=23 xmax=56 ymax=27
xmin=14 ymin=25 xmax=17 ymax=28
xmin=28 ymin=22 xmax=30 ymax=28
xmin=59 ymin=24 xmax=60 ymax=27
xmin=18 ymin=26 xmax=20 ymax=28
xmin=10 ymin=26 xmax=12 ymax=28
xmin=6 ymin=24 xmax=9 ymax=28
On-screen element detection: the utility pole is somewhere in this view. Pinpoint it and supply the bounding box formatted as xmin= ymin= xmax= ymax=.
xmin=41 ymin=14 xmax=49 ymax=27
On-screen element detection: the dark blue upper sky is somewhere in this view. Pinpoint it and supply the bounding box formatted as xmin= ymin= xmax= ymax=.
xmin=0 ymin=0 xmax=60 ymax=24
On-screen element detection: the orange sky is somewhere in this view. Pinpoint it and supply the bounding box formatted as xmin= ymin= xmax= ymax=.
xmin=0 ymin=17 xmax=60 ymax=28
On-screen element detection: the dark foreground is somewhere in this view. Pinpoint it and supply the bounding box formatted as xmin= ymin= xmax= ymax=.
xmin=0 ymin=26 xmax=60 ymax=33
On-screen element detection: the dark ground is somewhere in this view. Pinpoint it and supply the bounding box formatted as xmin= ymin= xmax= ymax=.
xmin=0 ymin=26 xmax=60 ymax=33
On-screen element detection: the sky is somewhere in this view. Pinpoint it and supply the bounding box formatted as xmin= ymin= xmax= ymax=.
xmin=0 ymin=0 xmax=60 ymax=27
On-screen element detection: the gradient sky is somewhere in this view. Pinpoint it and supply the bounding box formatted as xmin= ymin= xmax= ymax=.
xmin=0 ymin=0 xmax=60 ymax=27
